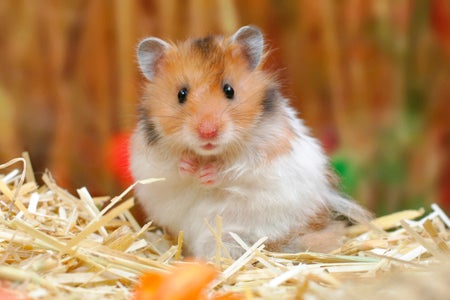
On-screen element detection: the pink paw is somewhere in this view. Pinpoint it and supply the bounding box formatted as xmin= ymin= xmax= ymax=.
xmin=198 ymin=163 xmax=219 ymax=185
xmin=179 ymin=156 xmax=198 ymax=177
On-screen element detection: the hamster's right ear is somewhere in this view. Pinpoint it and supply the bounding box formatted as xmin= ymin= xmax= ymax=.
xmin=137 ymin=37 xmax=170 ymax=81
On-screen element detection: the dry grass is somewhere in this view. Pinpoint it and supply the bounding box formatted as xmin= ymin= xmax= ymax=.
xmin=0 ymin=154 xmax=449 ymax=299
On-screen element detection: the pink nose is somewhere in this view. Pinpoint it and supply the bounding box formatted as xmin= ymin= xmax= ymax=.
xmin=197 ymin=120 xmax=218 ymax=140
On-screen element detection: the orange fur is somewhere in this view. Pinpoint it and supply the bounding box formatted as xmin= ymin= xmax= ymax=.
xmin=266 ymin=214 xmax=345 ymax=253
xmin=262 ymin=124 xmax=296 ymax=163
xmin=305 ymin=208 xmax=331 ymax=231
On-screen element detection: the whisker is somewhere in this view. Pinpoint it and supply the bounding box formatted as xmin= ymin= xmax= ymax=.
xmin=151 ymin=115 xmax=185 ymax=120
xmin=146 ymin=97 xmax=193 ymax=118
xmin=222 ymin=88 xmax=265 ymax=116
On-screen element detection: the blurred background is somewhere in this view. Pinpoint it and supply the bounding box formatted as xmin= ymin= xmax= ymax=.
xmin=0 ymin=0 xmax=449 ymax=216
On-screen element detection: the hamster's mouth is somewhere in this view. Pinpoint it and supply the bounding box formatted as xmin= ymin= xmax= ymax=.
xmin=201 ymin=143 xmax=217 ymax=151
xmin=193 ymin=142 xmax=223 ymax=156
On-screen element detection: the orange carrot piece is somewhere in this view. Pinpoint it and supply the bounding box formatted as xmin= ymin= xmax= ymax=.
xmin=134 ymin=262 xmax=218 ymax=300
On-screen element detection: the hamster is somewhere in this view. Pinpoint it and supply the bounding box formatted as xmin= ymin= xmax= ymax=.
xmin=130 ymin=25 xmax=370 ymax=259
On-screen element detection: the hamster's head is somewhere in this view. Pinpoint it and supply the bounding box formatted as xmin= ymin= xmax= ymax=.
xmin=137 ymin=26 xmax=278 ymax=157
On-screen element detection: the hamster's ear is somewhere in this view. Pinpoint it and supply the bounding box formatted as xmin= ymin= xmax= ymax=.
xmin=232 ymin=25 xmax=264 ymax=70
xmin=137 ymin=37 xmax=170 ymax=81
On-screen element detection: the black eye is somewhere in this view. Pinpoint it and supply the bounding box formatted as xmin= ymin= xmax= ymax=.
xmin=223 ymin=84 xmax=234 ymax=100
xmin=177 ymin=87 xmax=188 ymax=104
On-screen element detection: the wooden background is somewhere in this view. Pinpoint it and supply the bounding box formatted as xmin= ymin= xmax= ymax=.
xmin=0 ymin=0 xmax=449 ymax=215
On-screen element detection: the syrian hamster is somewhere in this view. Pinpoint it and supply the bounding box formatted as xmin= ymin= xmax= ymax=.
xmin=130 ymin=25 xmax=370 ymax=258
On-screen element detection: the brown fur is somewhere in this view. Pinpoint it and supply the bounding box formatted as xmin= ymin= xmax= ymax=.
xmin=305 ymin=208 xmax=331 ymax=231
xmin=265 ymin=208 xmax=344 ymax=253
xmin=265 ymin=230 xmax=299 ymax=252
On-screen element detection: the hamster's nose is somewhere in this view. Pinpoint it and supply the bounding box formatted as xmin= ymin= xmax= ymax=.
xmin=197 ymin=119 xmax=218 ymax=140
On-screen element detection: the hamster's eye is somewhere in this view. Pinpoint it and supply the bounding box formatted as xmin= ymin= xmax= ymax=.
xmin=223 ymin=84 xmax=234 ymax=100
xmin=177 ymin=87 xmax=188 ymax=104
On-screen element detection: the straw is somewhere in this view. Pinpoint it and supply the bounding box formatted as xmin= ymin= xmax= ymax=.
xmin=0 ymin=155 xmax=449 ymax=299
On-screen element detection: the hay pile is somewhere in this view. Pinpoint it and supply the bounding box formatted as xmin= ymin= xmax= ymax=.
xmin=0 ymin=154 xmax=449 ymax=299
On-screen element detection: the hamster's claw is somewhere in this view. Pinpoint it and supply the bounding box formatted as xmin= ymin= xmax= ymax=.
xmin=179 ymin=157 xmax=198 ymax=176
xmin=198 ymin=163 xmax=218 ymax=185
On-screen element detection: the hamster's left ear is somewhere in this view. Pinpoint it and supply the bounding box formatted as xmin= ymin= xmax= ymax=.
xmin=232 ymin=25 xmax=264 ymax=70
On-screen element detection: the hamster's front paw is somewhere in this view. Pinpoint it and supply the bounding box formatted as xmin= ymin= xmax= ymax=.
xmin=198 ymin=162 xmax=220 ymax=185
xmin=179 ymin=155 xmax=199 ymax=177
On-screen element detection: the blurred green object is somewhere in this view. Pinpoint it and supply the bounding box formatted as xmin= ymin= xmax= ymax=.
xmin=331 ymin=153 xmax=360 ymax=198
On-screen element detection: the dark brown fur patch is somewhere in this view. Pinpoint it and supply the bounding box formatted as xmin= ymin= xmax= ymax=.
xmin=264 ymin=230 xmax=298 ymax=252
xmin=305 ymin=208 xmax=331 ymax=231
xmin=262 ymin=87 xmax=279 ymax=115
xmin=138 ymin=105 xmax=160 ymax=145
xmin=190 ymin=36 xmax=225 ymax=80
xmin=192 ymin=36 xmax=216 ymax=57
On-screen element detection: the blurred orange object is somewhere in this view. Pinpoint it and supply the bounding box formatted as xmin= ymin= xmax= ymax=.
xmin=134 ymin=271 xmax=166 ymax=300
xmin=133 ymin=262 xmax=242 ymax=300
xmin=0 ymin=286 xmax=27 ymax=300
